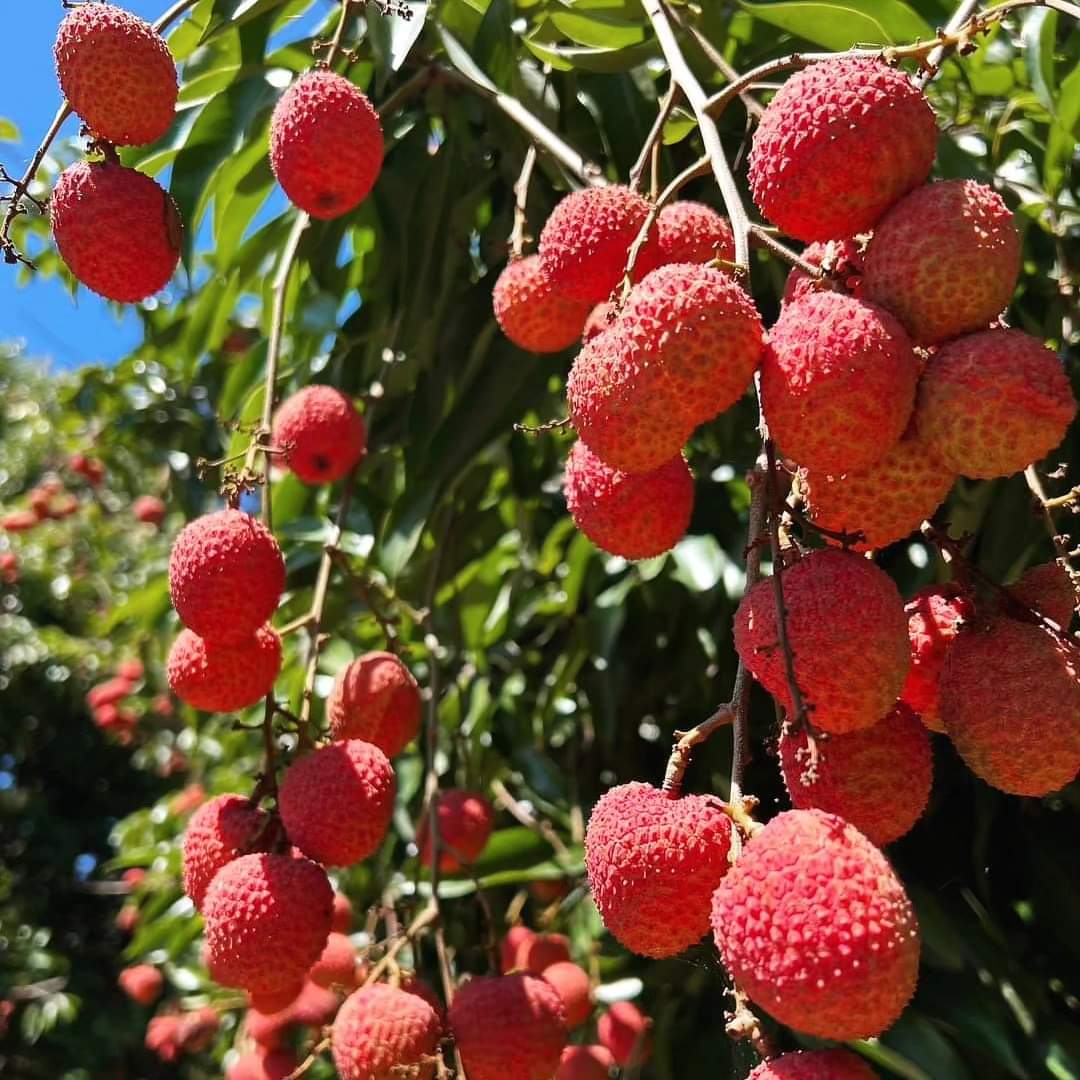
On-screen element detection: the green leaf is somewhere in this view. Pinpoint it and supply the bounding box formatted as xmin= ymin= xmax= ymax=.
xmin=0 ymin=118 xmax=20 ymax=143
xmin=738 ymin=0 xmax=933 ymax=49
xmin=369 ymin=1 xmax=430 ymax=76
xmin=438 ymin=25 xmax=499 ymax=91
xmin=549 ymin=9 xmax=647 ymax=49
xmin=1045 ymin=61 xmax=1080 ymax=195
xmin=1022 ymin=9 xmax=1057 ymax=114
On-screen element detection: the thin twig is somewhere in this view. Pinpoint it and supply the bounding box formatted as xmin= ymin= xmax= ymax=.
xmin=629 ymin=84 xmax=681 ymax=192
xmin=509 ymin=145 xmax=537 ymax=258
xmin=914 ymin=0 xmax=983 ymax=88
xmin=750 ymin=225 xmax=823 ymax=278
xmin=490 ymin=778 xmax=575 ymax=866
xmin=323 ymin=0 xmax=356 ymax=68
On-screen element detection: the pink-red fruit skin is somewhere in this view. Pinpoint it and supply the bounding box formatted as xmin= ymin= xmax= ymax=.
xmin=309 ymin=932 xmax=358 ymax=989
xmin=227 ymin=1048 xmax=298 ymax=1080
xmin=655 ymin=201 xmax=734 ymax=265
xmin=118 ymin=964 xmax=163 ymax=1005
xmin=734 ymin=549 xmax=910 ymax=734
xmin=272 ymin=385 xmax=367 ymax=485
xmin=864 ymin=180 xmax=1020 ymax=344
xmin=167 ymin=626 xmax=282 ymax=713
xmin=1009 ymin=561 xmax=1075 ymax=627
xmin=493 ymin=255 xmax=592 ymax=353
xmin=748 ymin=1049 xmax=879 ymax=1080
xmin=327 ymin=651 xmax=421 ymax=756
xmin=55 ymin=3 xmax=177 ymax=146
xmin=278 ymin=739 xmax=395 ymax=866
xmin=182 ymin=793 xmax=271 ymax=910
xmin=557 ymin=1045 xmax=616 ymax=1080
xmin=270 ymin=70 xmax=383 ymax=219
xmin=418 ymin=788 xmax=495 ymax=872
xmin=542 ymin=963 xmax=593 ymax=1029
xmin=711 ymin=809 xmax=920 ymax=1040
xmin=916 ymin=329 xmax=1076 ymax=479
xmin=564 ymin=440 xmax=693 ymax=560
xmin=331 ymin=983 xmax=441 ymax=1080
xmin=448 ymin=974 xmax=566 ymax=1080
xmin=51 ymin=162 xmax=181 ymax=303
xmin=780 ymin=703 xmax=932 ymax=846
xmin=761 ymin=291 xmax=918 ymax=475
xmin=597 ymin=1001 xmax=652 ymax=1067
xmin=783 ymin=238 xmax=864 ymax=305
xmin=585 ymin=781 xmax=732 ymax=957
xmin=900 ymin=585 xmax=973 ymax=732
xmin=749 ymin=57 xmax=936 ymax=242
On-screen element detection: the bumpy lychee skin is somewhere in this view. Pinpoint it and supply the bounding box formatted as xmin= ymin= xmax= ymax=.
xmin=169 ymin=509 xmax=285 ymax=645
xmin=182 ymin=793 xmax=272 ymax=910
xmin=493 ymin=255 xmax=592 ymax=353
xmin=585 ymin=781 xmax=733 ymax=957
xmin=864 ymin=180 xmax=1020 ymax=344
xmin=54 ymin=3 xmax=177 ymax=146
xmin=557 ymin=1045 xmax=616 ymax=1080
xmin=735 ymin=549 xmax=910 ymax=734
xmin=272 ymin=385 xmax=366 ymax=485
xmin=915 ymin=329 xmax=1076 ymax=479
xmin=711 ymin=809 xmax=920 ymax=1040
xmin=167 ymin=626 xmax=281 ymax=713
xmin=581 ymin=302 xmax=614 ymax=343
xmin=563 ymin=439 xmax=693 ymax=560
xmin=448 ymin=974 xmax=567 ymax=1080
xmin=203 ymin=853 xmax=333 ymax=1004
xmin=278 ymin=740 xmax=395 ymax=866
xmin=567 ymin=264 xmax=764 ymax=474
xmin=539 ymin=185 xmax=664 ymax=304
xmin=1009 ymin=561 xmax=1076 ymax=627
xmin=418 ymin=788 xmax=495 ymax=873
xmin=748 ymin=1048 xmax=879 ymax=1080
xmin=270 ymin=70 xmax=383 ymax=219
xmin=542 ymin=962 xmax=593 ymax=1029
xmin=655 ymin=201 xmax=734 ymax=265
xmin=309 ymin=932 xmax=358 ymax=990
xmin=940 ymin=617 xmax=1080 ymax=795
xmin=761 ymin=291 xmax=919 ymax=475
xmin=597 ymin=1001 xmax=652 ymax=1067
xmin=331 ymin=983 xmax=442 ymax=1080
xmin=749 ymin=57 xmax=936 ymax=242
xmin=783 ymin=238 xmax=864 ymax=305
xmin=51 ymin=161 xmax=181 ymax=303
xmin=327 ymin=652 xmax=421 ymax=756
xmin=780 ymin=703 xmax=932 ymax=846
xmin=900 ymin=584 xmax=973 ymax=732
xmin=799 ymin=425 xmax=955 ymax=551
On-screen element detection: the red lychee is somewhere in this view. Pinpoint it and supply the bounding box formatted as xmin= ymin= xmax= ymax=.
xmin=309 ymin=932 xmax=358 ymax=990
xmin=749 ymin=57 xmax=936 ymax=242
xmin=243 ymin=980 xmax=338 ymax=1047
xmin=270 ymin=69 xmax=383 ymax=219
xmin=585 ymin=781 xmax=733 ymax=957
xmin=169 ymin=509 xmax=284 ymax=645
xmin=132 ymin=495 xmax=166 ymax=526
xmin=70 ymin=453 xmax=106 ymax=485
xmin=864 ymin=180 xmax=1020 ymax=344
xmin=118 ymin=964 xmax=163 ymax=1005
xmin=182 ymin=793 xmax=272 ymax=910
xmin=203 ymin=852 xmax=332 ymax=1004
xmin=500 ymin=926 xmax=536 ymax=973
xmin=167 ymin=625 xmax=281 ymax=713
xmin=711 ymin=809 xmax=920 ymax=1040
xmin=418 ymin=788 xmax=495 ymax=873
xmin=146 ymin=1006 xmax=220 ymax=1062
xmin=331 ymin=892 xmax=353 ymax=933
xmin=655 ymin=201 xmax=734 ymax=265
xmin=448 ymin=973 xmax=567 ymax=1080
xmin=54 ymin=2 xmax=177 ymax=146
xmin=915 ymin=329 xmax=1076 ymax=479
xmin=780 ymin=703 xmax=932 ymax=846
xmin=51 ymin=161 xmax=181 ymax=303
xmin=1008 ymin=561 xmax=1076 ymax=627
xmin=539 ymin=185 xmax=663 ymax=304
xmin=516 ymin=933 xmax=572 ymax=974
xmin=567 ymin=263 xmax=764 ymax=474
xmin=1 ymin=511 xmax=39 ymax=533
xmin=117 ymin=658 xmax=144 ymax=682
xmin=597 ymin=1001 xmax=652 ymax=1067
xmin=272 ymin=385 xmax=367 ymax=485
xmin=563 ymin=439 xmax=693 ymax=560
xmin=401 ymin=975 xmax=443 ymax=1019
xmin=326 ymin=651 xmax=421 ymax=756
xmin=287 ymin=979 xmax=341 ymax=1027
xmin=493 ymin=254 xmax=592 ymax=353
xmin=557 ymin=1045 xmax=616 ymax=1080
xmin=541 ymin=962 xmax=592 ymax=1029
xmin=87 ymin=676 xmax=133 ymax=709
xmin=581 ymin=302 xmax=614 ymax=343
xmin=734 ymin=548 xmax=910 ymax=734
xmin=783 ymin=238 xmax=865 ymax=305
xmin=761 ymin=291 xmax=919 ymax=475
xmin=278 ymin=739 xmax=395 ymax=866
xmin=226 ymin=1048 xmax=298 ymax=1080
xmin=748 ymin=1048 xmax=878 ymax=1080
xmin=331 ymin=983 xmax=442 ymax=1080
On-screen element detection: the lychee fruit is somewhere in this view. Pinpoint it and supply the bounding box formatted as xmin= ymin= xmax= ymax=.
xmin=712 ymin=808 xmax=919 ymax=1039
xmin=401 ymin=974 xmax=443 ymax=1019
xmin=1008 ymin=561 xmax=1076 ymax=627
xmin=939 ymin=616 xmax=1080 ymax=795
xmin=54 ymin=2 xmax=177 ymax=146
xmin=516 ymin=933 xmax=572 ymax=974
xmin=87 ymin=676 xmax=134 ymax=709
xmin=597 ymin=1001 xmax=652 ymax=1067
xmin=761 ymin=291 xmax=919 ymax=475
xmin=331 ymin=983 xmax=441 ymax=1080
xmin=132 ymin=495 xmax=164 ymax=525
xmin=70 ymin=453 xmax=106 ymax=485
xmin=448 ymin=973 xmax=567 ymax=1080
xmin=118 ymin=964 xmax=163 ymax=1005
xmin=51 ymin=161 xmax=181 ymax=303
xmin=203 ymin=852 xmax=332 ymax=1004
xmin=539 ymin=185 xmax=663 ymax=304
xmin=169 ymin=509 xmax=285 ymax=645
xmin=278 ymin=739 xmax=395 ymax=866
xmin=541 ymin=962 xmax=592 ymax=1029
xmin=780 ymin=703 xmax=932 ymax=846
xmin=417 ymin=788 xmax=495 ymax=872
xmin=582 ymin=302 xmax=614 ymax=342
xmin=783 ymin=238 xmax=865 ymax=305
xmin=326 ymin=651 xmax=421 ymax=756
xmin=167 ymin=625 xmax=281 ymax=712
xmin=748 ymin=1048 xmax=879 ymax=1080
xmin=182 ymin=793 xmax=272 ymax=910
xmin=1 ymin=511 xmax=39 ymax=533
xmin=863 ymin=180 xmax=1020 ymax=344
xmin=270 ymin=69 xmax=383 ymax=219
xmin=117 ymin=658 xmax=144 ymax=682
xmin=226 ymin=1047 xmax=298 ymax=1080
xmin=271 ymin=385 xmax=367 ymax=485
xmin=915 ymin=329 xmax=1076 ymax=479
xmin=798 ymin=424 xmax=954 ymax=551
xmin=493 ymin=254 xmax=592 ymax=353
xmin=749 ymin=57 xmax=936 ymax=242
xmin=500 ymin=926 xmax=536 ymax=973
xmin=655 ymin=200 xmax=734 ymax=265
xmin=585 ymin=781 xmax=733 ymax=957
xmin=287 ymin=978 xmax=341 ymax=1027
xmin=567 ymin=263 xmax=764 ymax=474
xmin=309 ymin=932 xmax=358 ymax=990
xmin=899 ymin=584 xmax=973 ymax=732
xmin=557 ymin=1045 xmax=616 ymax=1080
xmin=332 ymin=892 xmax=353 ymax=933
xmin=563 ymin=439 xmax=693 ymax=560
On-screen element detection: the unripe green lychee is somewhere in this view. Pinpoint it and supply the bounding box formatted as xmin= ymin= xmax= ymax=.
xmin=327 ymin=651 xmax=421 ymax=756
xmin=493 ymin=255 xmax=592 ymax=353
xmin=272 ymin=385 xmax=366 ymax=485
xmin=167 ymin=626 xmax=281 ymax=713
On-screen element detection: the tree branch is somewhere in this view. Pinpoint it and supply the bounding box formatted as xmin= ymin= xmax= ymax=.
xmin=629 ymin=83 xmax=680 ymax=192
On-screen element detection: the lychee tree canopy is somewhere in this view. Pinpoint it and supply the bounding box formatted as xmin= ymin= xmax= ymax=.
xmin=1 ymin=1 xmax=1079 ymax=1077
